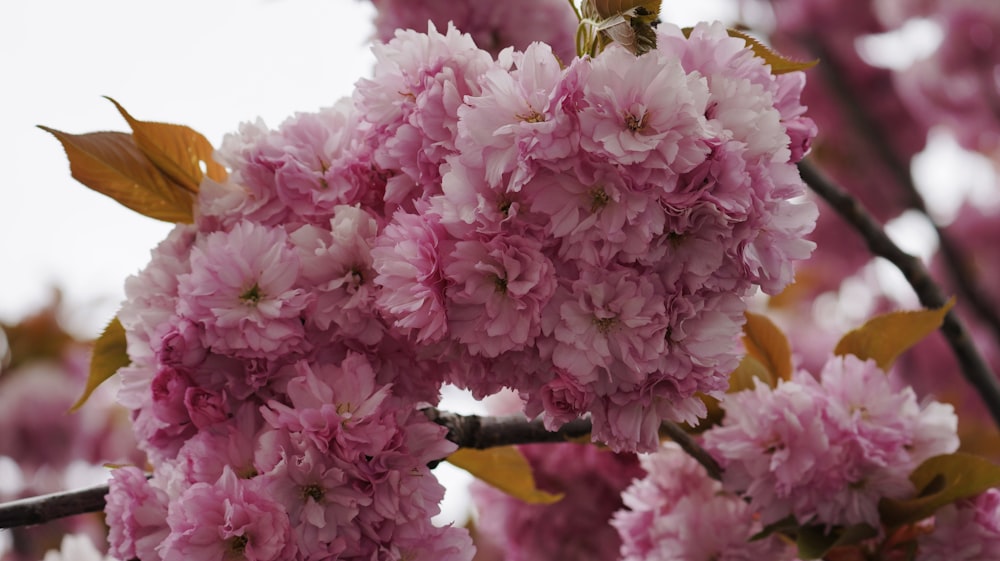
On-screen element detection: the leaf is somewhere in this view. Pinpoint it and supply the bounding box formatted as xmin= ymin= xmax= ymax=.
xmin=446 ymin=446 xmax=564 ymax=505
xmin=795 ymin=523 xmax=878 ymax=559
xmin=834 ymin=298 xmax=955 ymax=371
xmin=682 ymin=27 xmax=818 ymax=74
xmin=742 ymin=312 xmax=793 ymax=383
xmin=879 ymin=452 xmax=1000 ymax=526
xmin=106 ymin=96 xmax=226 ymax=192
xmin=71 ymin=317 xmax=131 ymax=411
xmin=588 ymin=0 xmax=661 ymax=20
xmin=39 ymin=126 xmax=196 ymax=223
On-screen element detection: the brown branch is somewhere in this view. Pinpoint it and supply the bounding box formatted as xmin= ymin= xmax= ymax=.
xmin=804 ymin=36 xmax=1000 ymax=350
xmin=799 ymin=159 xmax=1000 ymax=428
xmin=0 ymin=411 xmax=723 ymax=529
xmin=0 ymin=483 xmax=111 ymax=529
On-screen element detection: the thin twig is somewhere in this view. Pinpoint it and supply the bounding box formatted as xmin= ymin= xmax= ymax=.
xmin=660 ymin=420 xmax=723 ymax=481
xmin=799 ymin=159 xmax=1000 ymax=428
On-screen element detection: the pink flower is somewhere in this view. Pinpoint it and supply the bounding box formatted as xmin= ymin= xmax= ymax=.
xmin=578 ymin=43 xmax=710 ymax=182
xmin=105 ymin=466 xmax=169 ymax=561
xmin=291 ymin=205 xmax=384 ymax=344
xmin=550 ymin=267 xmax=668 ymax=391
xmin=456 ymin=42 xmax=578 ymax=190
xmin=161 ymin=467 xmax=292 ymax=561
xmin=355 ymin=22 xmax=495 ymax=205
xmin=614 ymin=445 xmax=795 ymax=561
xmin=443 ymin=234 xmax=556 ymax=357
xmin=372 ymin=209 xmax=450 ymax=343
xmin=177 ymin=220 xmax=311 ymax=359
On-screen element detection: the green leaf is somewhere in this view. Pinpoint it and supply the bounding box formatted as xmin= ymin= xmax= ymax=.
xmin=682 ymin=27 xmax=818 ymax=74
xmin=742 ymin=312 xmax=793 ymax=383
xmin=106 ymin=96 xmax=226 ymax=193
xmin=795 ymin=523 xmax=878 ymax=559
xmin=71 ymin=317 xmax=130 ymax=412
xmin=447 ymin=446 xmax=564 ymax=504
xmin=39 ymin=126 xmax=196 ymax=223
xmin=834 ymin=298 xmax=955 ymax=371
xmin=880 ymin=452 xmax=1000 ymax=527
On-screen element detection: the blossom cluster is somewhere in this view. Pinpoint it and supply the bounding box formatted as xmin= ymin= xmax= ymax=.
xmin=703 ymin=354 xmax=959 ymax=528
xmin=103 ymin=16 xmax=818 ymax=560
xmin=613 ymin=442 xmax=796 ymax=561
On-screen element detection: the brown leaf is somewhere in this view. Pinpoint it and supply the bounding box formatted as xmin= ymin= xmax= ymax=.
xmin=447 ymin=446 xmax=564 ymax=504
xmin=589 ymin=0 xmax=661 ymax=20
xmin=742 ymin=312 xmax=794 ymax=383
xmin=39 ymin=126 xmax=196 ymax=223
xmin=834 ymin=298 xmax=955 ymax=371
xmin=106 ymin=97 xmax=226 ymax=192
xmin=71 ymin=317 xmax=130 ymax=412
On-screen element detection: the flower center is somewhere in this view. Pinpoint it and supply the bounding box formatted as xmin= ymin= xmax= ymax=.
xmin=302 ymin=483 xmax=325 ymax=502
xmin=227 ymin=535 xmax=248 ymax=559
xmin=593 ymin=316 xmax=618 ymax=334
xmin=624 ymin=110 xmax=649 ymax=132
xmin=517 ymin=108 xmax=545 ymax=123
xmin=589 ymin=186 xmax=611 ymax=213
xmin=493 ymin=275 xmax=508 ymax=294
xmin=240 ymin=283 xmax=264 ymax=305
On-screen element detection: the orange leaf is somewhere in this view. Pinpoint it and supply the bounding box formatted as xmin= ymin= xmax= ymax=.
xmin=106 ymin=96 xmax=226 ymax=192
xmin=447 ymin=446 xmax=564 ymax=505
xmin=742 ymin=312 xmax=793 ymax=383
xmin=71 ymin=317 xmax=130 ymax=412
xmin=39 ymin=126 xmax=196 ymax=223
xmin=834 ymin=298 xmax=955 ymax=371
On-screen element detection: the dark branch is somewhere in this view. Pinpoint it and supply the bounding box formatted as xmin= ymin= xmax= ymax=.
xmin=799 ymin=159 xmax=1000 ymax=428
xmin=0 ymin=483 xmax=110 ymax=529
xmin=422 ymin=408 xmax=593 ymax=449
xmin=0 ymin=411 xmax=722 ymax=529
xmin=805 ymin=36 xmax=1000 ymax=350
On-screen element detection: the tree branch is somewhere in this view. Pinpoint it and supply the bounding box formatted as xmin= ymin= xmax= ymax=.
xmin=799 ymin=159 xmax=1000 ymax=427
xmin=804 ymin=36 xmax=1000 ymax=350
xmin=0 ymin=483 xmax=110 ymax=529
xmin=0 ymin=411 xmax=722 ymax=529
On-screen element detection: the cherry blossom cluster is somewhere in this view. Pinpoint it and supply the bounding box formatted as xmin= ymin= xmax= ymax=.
xmin=613 ymin=442 xmax=796 ymax=561
xmin=703 ymin=354 xmax=959 ymax=529
xmin=102 ymin=16 xmax=819 ymax=560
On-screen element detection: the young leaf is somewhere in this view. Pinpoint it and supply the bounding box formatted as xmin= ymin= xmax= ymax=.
xmin=71 ymin=317 xmax=130 ymax=411
xmin=879 ymin=452 xmax=1000 ymax=527
xmin=39 ymin=126 xmax=196 ymax=223
xmin=834 ymin=298 xmax=956 ymax=371
xmin=682 ymin=27 xmax=818 ymax=74
xmin=742 ymin=312 xmax=793 ymax=383
xmin=446 ymin=446 xmax=564 ymax=505
xmin=106 ymin=97 xmax=226 ymax=193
